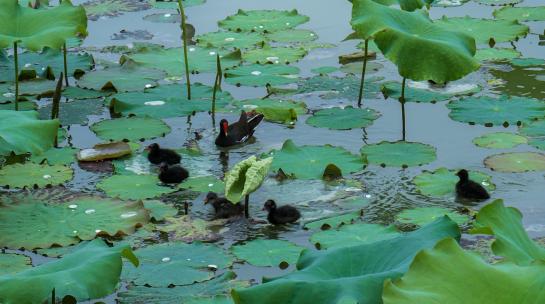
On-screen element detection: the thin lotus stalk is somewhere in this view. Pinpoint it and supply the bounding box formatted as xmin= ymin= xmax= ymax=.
xmin=178 ymin=0 xmax=191 ymax=100
xmin=244 ymin=194 xmax=250 ymax=218
xmin=13 ymin=41 xmax=19 ymax=111
xmin=216 ymin=52 xmax=223 ymax=89
xmin=400 ymin=77 xmax=407 ymax=141
xmin=357 ymin=39 xmax=369 ymax=107
xmin=51 ymin=73 xmax=64 ymax=147
xmin=63 ymin=43 xmax=69 ymax=86
xmin=211 ymin=54 xmax=222 ymax=125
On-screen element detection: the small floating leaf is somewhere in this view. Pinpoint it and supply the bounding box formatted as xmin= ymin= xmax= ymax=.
xmin=361 ymin=141 xmax=437 ymax=168
xmin=225 ymin=64 xmax=299 ymax=87
xmin=97 ymin=174 xmax=176 ymax=200
xmin=484 ymin=152 xmax=545 ymax=173
xmin=306 ymin=106 xmax=380 ymax=130
xmin=310 ymin=223 xmax=400 ymax=250
xmin=91 ymin=117 xmax=171 ymax=142
xmin=396 ymin=207 xmax=470 ymax=226
xmin=413 ymin=167 xmax=495 ymax=197
xmin=0 ymin=163 xmax=73 ymax=189
xmin=472 ymin=132 xmax=527 ymax=149
xmin=242 ymin=43 xmax=307 ymax=64
xmin=493 ymin=6 xmax=545 ymax=21
xmin=218 ymin=9 xmax=309 ymax=33
xmin=231 ymin=239 xmax=304 ymax=267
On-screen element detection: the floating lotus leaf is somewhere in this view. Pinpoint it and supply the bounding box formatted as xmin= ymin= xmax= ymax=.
xmin=475 ymin=47 xmax=521 ymax=62
xmin=311 ymin=66 xmax=338 ymax=75
xmin=149 ymin=0 xmax=205 ymax=9
xmin=269 ymin=140 xmax=365 ymax=179
xmin=122 ymin=242 xmax=233 ymax=287
xmin=0 ymin=110 xmax=59 ymax=156
xmin=83 ymin=0 xmax=151 ymax=21
xmin=310 ymin=223 xmax=400 ymax=250
xmin=0 ymin=162 xmax=72 ymax=188
xmin=351 ymin=0 xmax=479 ymax=83
xmin=123 ymin=47 xmax=241 ymax=75
xmin=493 ymin=6 xmax=545 ymax=21
xmin=234 ymin=98 xmax=308 ymax=119
xmin=225 ymin=156 xmax=272 ymax=203
xmin=413 ymin=167 xmax=495 ymax=197
xmin=510 ymin=58 xmax=545 ymax=67
xmin=232 ymin=217 xmax=460 ymax=304
xmin=361 ymin=141 xmax=436 ymax=168
xmin=118 ymin=271 xmax=247 ymax=304
xmin=475 ymin=0 xmax=521 ymax=5
xmin=434 ymin=16 xmax=529 ymax=45
xmin=218 ymin=9 xmax=309 ymax=33
xmin=39 ymin=98 xmax=104 ymax=125
xmin=0 ymin=253 xmax=31 ymax=276
xmin=143 ymin=200 xmax=178 ymax=222
xmin=242 ymin=44 xmax=307 ymax=64
xmin=30 ymin=147 xmax=77 ymax=165
xmin=519 ymin=120 xmax=545 ymax=150
xmin=266 ymin=29 xmax=318 ymax=43
xmin=0 ymin=195 xmax=149 ymax=248
xmin=373 ymin=0 xmax=434 ymax=11
xmin=291 ymin=75 xmax=381 ymax=100
xmin=490 ymin=59 xmax=545 ymax=100
xmin=77 ymin=61 xmax=166 ymax=93
xmin=142 ymin=13 xmax=181 ymax=23
xmin=382 ymin=238 xmax=545 ymax=304
xmin=304 ymin=211 xmax=362 ymax=230
xmin=381 ymin=81 xmax=479 ymax=103
xmin=473 ymin=132 xmax=527 ymax=149
xmin=484 ymin=152 xmax=545 ymax=172
xmin=63 ymin=86 xmax=108 ymax=100
xmin=447 ymin=95 xmax=545 ymax=127
xmin=91 ymin=117 xmax=170 ymax=141
xmin=306 ymin=106 xmax=380 ymax=130
xmin=232 ymin=239 xmax=304 ymax=267
xmin=225 ymin=64 xmax=299 ymax=87
xmin=339 ymin=61 xmax=383 ymax=75
xmin=0 ymin=239 xmax=138 ymax=303
xmin=0 ymin=0 xmax=87 ymax=51
xmin=158 ymin=216 xmax=223 ymax=243
xmin=471 ymin=199 xmax=545 ymax=265
xmin=196 ymin=31 xmax=264 ymax=49
xmin=97 ymin=174 xmax=176 ymax=200
xmin=77 ymin=142 xmax=132 ymax=162
xmin=17 ymin=79 xmax=57 ymax=97
xmin=396 ymin=207 xmax=469 ymax=226
xmin=108 ymin=83 xmax=233 ymax=118
xmin=180 ymin=176 xmax=225 ymax=193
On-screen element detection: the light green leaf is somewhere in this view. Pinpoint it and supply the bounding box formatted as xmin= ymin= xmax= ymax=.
xmin=361 ymin=141 xmax=436 ymax=168
xmin=310 ymin=223 xmax=400 ymax=249
xmin=224 ymin=156 xmax=272 ymax=203
xmin=484 ymin=152 xmax=545 ymax=173
xmin=97 ymin=174 xmax=177 ymax=200
xmin=396 ymin=207 xmax=469 ymax=226
xmin=493 ymin=6 xmax=545 ymax=21
xmin=218 ymin=9 xmax=309 ymax=33
xmin=232 ymin=239 xmax=304 ymax=267
xmin=225 ymin=64 xmax=300 ymax=87
xmin=0 ymin=162 xmax=72 ymax=188
xmin=306 ymin=106 xmax=380 ymax=130
xmin=413 ymin=167 xmax=495 ymax=197
xmin=0 ymin=110 xmax=59 ymax=156
xmin=472 ymin=132 xmax=527 ymax=149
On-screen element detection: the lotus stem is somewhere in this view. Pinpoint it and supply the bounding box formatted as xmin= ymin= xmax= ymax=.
xmin=63 ymin=43 xmax=69 ymax=86
xmin=51 ymin=288 xmax=55 ymax=304
xmin=357 ymin=39 xmax=369 ymax=107
xmin=13 ymin=41 xmax=19 ymax=111
xmin=244 ymin=194 xmax=250 ymax=218
xmin=52 ymin=73 xmax=64 ymax=147
xmin=178 ymin=0 xmax=191 ymax=100
xmin=216 ymin=52 xmax=223 ymax=89
xmin=184 ymin=201 xmax=189 ymax=215
xmin=400 ymin=77 xmax=406 ymax=141
xmin=211 ymin=54 xmax=222 ymax=126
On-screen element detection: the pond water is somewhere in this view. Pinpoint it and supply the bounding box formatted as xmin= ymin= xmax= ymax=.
xmin=2 ymin=0 xmax=545 ymax=302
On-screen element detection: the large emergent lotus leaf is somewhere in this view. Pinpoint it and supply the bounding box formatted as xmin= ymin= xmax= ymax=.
xmin=232 ymin=239 xmax=304 ymax=267
xmin=381 ymin=81 xmax=480 ymax=104
xmin=232 ymin=217 xmax=460 ymax=304
xmin=0 ymin=110 xmax=59 ymax=156
xmin=122 ymin=242 xmax=233 ymax=287
xmin=306 ymin=106 xmax=380 ymax=130
xmin=108 ymin=83 xmax=233 ymax=118
xmin=242 ymin=44 xmax=307 ymax=64
xmin=224 ymin=156 xmax=273 ymax=203
xmin=97 ymin=174 xmax=177 ymax=200
xmin=196 ymin=31 xmax=265 ymax=50
xmin=484 ymin=152 xmax=545 ymax=173
xmin=0 ymin=253 xmax=31 ymax=276
xmin=0 ymin=195 xmax=149 ymax=248
xmin=434 ymin=16 xmax=529 ymax=45
xmin=472 ymin=132 xmax=527 ymax=149
xmin=83 ymin=0 xmax=151 ymax=21
xmin=269 ymin=140 xmax=365 ymax=179
xmin=396 ymin=207 xmax=469 ymax=226
xmin=351 ymin=0 xmax=479 ymax=83
xmin=382 ymin=238 xmax=545 ymax=304
xmin=122 ymin=47 xmax=242 ymax=75
xmin=0 ymin=239 xmax=138 ymax=303
xmin=310 ymin=223 xmax=400 ymax=250
xmin=360 ymin=141 xmax=436 ymax=168
xmin=471 ymin=199 xmax=545 ymax=265
xmin=447 ymin=95 xmax=545 ymax=127
xmin=413 ymin=167 xmax=495 ymax=197
xmin=91 ymin=117 xmax=171 ymax=141
xmin=218 ymin=9 xmax=310 ymax=33
xmin=493 ymin=6 xmax=545 ymax=21
xmin=0 ymin=0 xmax=87 ymax=51
xmin=225 ymin=64 xmax=300 ymax=87
xmin=0 ymin=162 xmax=73 ymax=188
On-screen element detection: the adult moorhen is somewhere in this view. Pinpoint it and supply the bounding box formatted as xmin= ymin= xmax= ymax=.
xmin=455 ymin=169 xmax=490 ymax=201
xmin=159 ymin=162 xmax=189 ymax=184
xmin=215 ymin=111 xmax=264 ymax=147
xmin=204 ymin=192 xmax=244 ymax=219
xmin=263 ymin=200 xmax=301 ymax=225
xmin=146 ymin=143 xmax=181 ymax=165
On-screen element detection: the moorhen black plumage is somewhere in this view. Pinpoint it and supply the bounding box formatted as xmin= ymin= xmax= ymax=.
xmin=456 ymin=169 xmax=490 ymax=201
xmin=158 ymin=162 xmax=189 ymax=184
xmin=215 ymin=111 xmax=264 ymax=147
xmin=263 ymin=200 xmax=301 ymax=225
xmin=146 ymin=143 xmax=181 ymax=165
xmin=204 ymin=192 xmax=244 ymax=219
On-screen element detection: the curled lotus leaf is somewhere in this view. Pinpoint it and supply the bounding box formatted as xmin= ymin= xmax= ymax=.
xmin=360 ymin=141 xmax=437 ymax=168
xmin=218 ymin=9 xmax=310 ymax=33
xmin=77 ymin=142 xmax=132 ymax=162
xmin=224 ymin=156 xmax=272 ymax=203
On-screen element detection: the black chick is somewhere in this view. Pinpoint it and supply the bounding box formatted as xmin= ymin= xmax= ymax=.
xmin=146 ymin=143 xmax=181 ymax=165
xmin=263 ymin=200 xmax=301 ymax=225
xmin=204 ymin=192 xmax=244 ymax=219
xmin=456 ymin=169 xmax=490 ymax=200
xmin=159 ymin=162 xmax=189 ymax=184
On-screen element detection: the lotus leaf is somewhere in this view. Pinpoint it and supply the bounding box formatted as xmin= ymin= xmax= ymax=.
xmin=39 ymin=98 xmax=104 ymax=125
xmin=142 ymin=13 xmax=181 ymax=23
xmin=97 ymin=174 xmax=176 ymax=200
xmin=413 ymin=167 xmax=495 ymax=197
xmin=447 ymin=95 xmax=545 ymax=127
xmin=304 ymin=211 xmax=362 ymax=230
xmin=396 ymin=207 xmax=469 ymax=226
xmin=150 ymin=0 xmax=205 ymax=9
xmin=291 ymin=75 xmax=381 ymax=100
xmin=63 ymin=86 xmax=107 ymax=100
xmin=232 ymin=239 xmax=304 ymax=267
xmin=122 ymin=242 xmax=233 ymax=287
xmin=180 ymin=176 xmax=225 ymax=193
xmin=83 ymin=0 xmax=151 ymax=21
xmin=381 ymin=81 xmax=479 ymax=103
xmin=91 ymin=117 xmax=170 ymax=141
xmin=0 ymin=162 xmax=72 ymax=188
xmin=266 ymin=29 xmax=318 ymax=43
xmin=158 ymin=216 xmax=222 ymax=243
xmin=339 ymin=61 xmax=382 ymax=75
xmin=0 ymin=0 xmax=87 ymax=51
xmin=434 ymin=16 xmax=529 ymax=45
xmin=108 ymin=83 xmax=233 ymax=118
xmin=225 ymin=64 xmax=299 ymax=87
xmin=484 ymin=152 xmax=545 ymax=172
xmin=0 ymin=239 xmax=138 ymax=303
xmin=242 ymin=44 xmax=307 ymax=64
xmin=196 ymin=31 xmax=264 ymax=49
xmin=373 ymin=0 xmax=433 ymax=11
xmin=510 ymin=58 xmax=545 ymax=67
xmin=475 ymin=48 xmax=521 ymax=62
xmin=77 ymin=142 xmax=132 ymax=162
xmin=311 ymin=66 xmax=338 ymax=75
xmin=351 ymin=0 xmax=479 ymax=83
xmin=143 ymin=200 xmax=178 ymax=222
xmin=490 ymin=60 xmax=545 ymax=100
xmin=0 ymin=110 xmax=59 ymax=156
xmin=0 ymin=253 xmax=31 ymax=275
xmin=234 ymin=98 xmax=308 ymax=121
xmin=310 ymin=223 xmax=400 ymax=250
xmin=306 ymin=106 xmax=380 ymax=130
xmin=519 ymin=120 xmax=545 ymax=149
xmin=232 ymin=217 xmax=460 ymax=304
xmin=30 ymin=147 xmax=77 ymax=165
xmin=218 ymin=9 xmax=309 ymax=33
xmin=493 ymin=6 xmax=545 ymax=21
xmin=361 ymin=141 xmax=436 ymax=168
xmin=224 ymin=156 xmax=272 ymax=203
xmin=475 ymin=0 xmax=521 ymax=5
xmin=269 ymin=140 xmax=365 ymax=179
xmin=473 ymin=132 xmax=527 ymax=149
